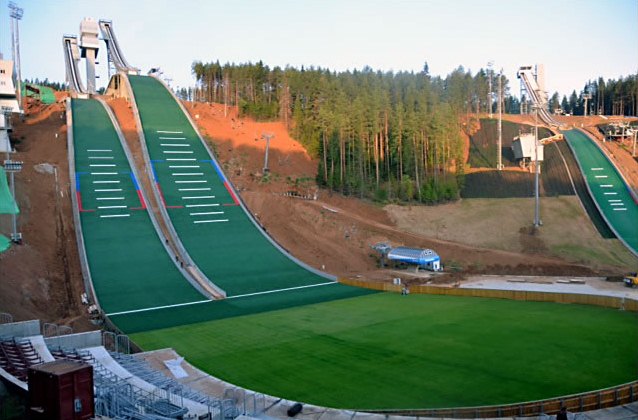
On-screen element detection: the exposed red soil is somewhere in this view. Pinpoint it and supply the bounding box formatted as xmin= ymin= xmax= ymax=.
xmin=1 ymin=100 xmax=629 ymax=327
xmin=0 ymin=100 xmax=91 ymax=331
xmin=182 ymin=103 xmax=604 ymax=279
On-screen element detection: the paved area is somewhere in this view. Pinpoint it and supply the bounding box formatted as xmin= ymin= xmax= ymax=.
xmin=462 ymin=275 xmax=638 ymax=300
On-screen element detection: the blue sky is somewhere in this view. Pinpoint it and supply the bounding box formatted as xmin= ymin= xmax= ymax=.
xmin=0 ymin=0 xmax=636 ymax=98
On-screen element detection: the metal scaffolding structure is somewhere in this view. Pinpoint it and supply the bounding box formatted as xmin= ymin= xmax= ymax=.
xmin=8 ymin=2 xmax=23 ymax=111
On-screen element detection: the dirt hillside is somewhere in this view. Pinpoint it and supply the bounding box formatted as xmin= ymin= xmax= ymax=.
xmin=0 ymin=99 xmax=89 ymax=330
xmin=182 ymin=103 xmax=608 ymax=277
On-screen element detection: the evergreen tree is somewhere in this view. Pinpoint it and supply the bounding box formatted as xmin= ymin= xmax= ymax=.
xmin=189 ymin=60 xmax=523 ymax=203
xmin=561 ymin=95 xmax=569 ymax=114
xmin=548 ymin=92 xmax=560 ymax=113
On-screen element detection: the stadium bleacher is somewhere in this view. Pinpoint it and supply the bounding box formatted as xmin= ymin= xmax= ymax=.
xmin=0 ymin=338 xmax=43 ymax=382
xmin=0 ymin=318 xmax=239 ymax=419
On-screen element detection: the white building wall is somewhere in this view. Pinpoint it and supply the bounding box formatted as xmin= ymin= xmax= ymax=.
xmin=0 ymin=60 xmax=20 ymax=113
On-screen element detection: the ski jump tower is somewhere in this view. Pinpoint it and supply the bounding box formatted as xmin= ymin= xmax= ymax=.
xmin=63 ymin=18 xmax=138 ymax=98
xmin=518 ymin=65 xmax=548 ymax=115
xmin=517 ymin=64 xmax=562 ymax=128
xmin=98 ymin=20 xmax=138 ymax=75
xmin=79 ymin=18 xmax=100 ymax=94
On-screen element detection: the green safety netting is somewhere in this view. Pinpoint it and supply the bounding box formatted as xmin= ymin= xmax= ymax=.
xmin=0 ymin=234 xmax=9 ymax=253
xmin=22 ymin=84 xmax=56 ymax=104
xmin=0 ymin=166 xmax=19 ymax=214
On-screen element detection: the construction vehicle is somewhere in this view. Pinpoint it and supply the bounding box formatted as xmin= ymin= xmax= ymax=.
xmin=539 ymin=133 xmax=564 ymax=145
xmin=624 ymin=272 xmax=638 ymax=288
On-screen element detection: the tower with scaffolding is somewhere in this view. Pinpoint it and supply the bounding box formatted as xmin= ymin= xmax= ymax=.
xmin=1 ymin=2 xmax=24 ymax=246
xmin=519 ymin=64 xmax=547 ymax=115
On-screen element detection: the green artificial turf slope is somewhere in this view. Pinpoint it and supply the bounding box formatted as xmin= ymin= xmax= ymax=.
xmin=563 ymin=129 xmax=638 ymax=254
xmin=111 ymin=283 xmax=374 ymax=333
xmin=131 ymin=292 xmax=638 ymax=410
xmin=127 ymin=75 xmax=331 ymax=296
xmin=71 ymin=99 xmax=205 ymax=314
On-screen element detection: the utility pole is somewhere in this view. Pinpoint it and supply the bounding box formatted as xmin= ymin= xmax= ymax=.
xmin=533 ymin=105 xmax=541 ymax=228
xmin=261 ymin=132 xmax=274 ymax=173
xmin=632 ymin=129 xmax=636 ymax=157
xmin=487 ymin=61 xmax=494 ymax=118
xmin=9 ymin=2 xmax=24 ymax=110
xmin=497 ymin=69 xmax=503 ymax=170
xmin=3 ymin=109 xmax=11 ymax=158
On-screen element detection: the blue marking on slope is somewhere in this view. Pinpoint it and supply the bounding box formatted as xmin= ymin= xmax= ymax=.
xmin=200 ymin=159 xmax=226 ymax=183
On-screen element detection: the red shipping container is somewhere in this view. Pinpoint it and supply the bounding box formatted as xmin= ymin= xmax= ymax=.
xmin=27 ymin=359 xmax=94 ymax=420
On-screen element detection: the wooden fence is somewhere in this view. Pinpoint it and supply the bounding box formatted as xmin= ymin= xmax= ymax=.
xmin=339 ymin=278 xmax=638 ymax=417
xmin=339 ymin=278 xmax=638 ymax=312
xmin=367 ymin=381 xmax=638 ymax=418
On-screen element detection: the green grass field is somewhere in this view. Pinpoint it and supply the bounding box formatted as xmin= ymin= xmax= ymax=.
xmin=131 ymin=292 xmax=638 ymax=410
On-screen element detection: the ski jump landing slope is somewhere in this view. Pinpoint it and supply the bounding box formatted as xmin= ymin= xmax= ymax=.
xmin=127 ymin=75 xmax=334 ymax=296
xmin=563 ymin=129 xmax=638 ymax=257
xmin=69 ymin=98 xmax=208 ymax=315
xmin=107 ymin=75 xmax=371 ymax=333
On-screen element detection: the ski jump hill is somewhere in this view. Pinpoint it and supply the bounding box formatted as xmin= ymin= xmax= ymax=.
xmin=65 ymin=25 xmax=370 ymax=335
xmin=518 ymin=66 xmax=638 ymax=257
xmin=68 ymin=88 xmax=370 ymax=334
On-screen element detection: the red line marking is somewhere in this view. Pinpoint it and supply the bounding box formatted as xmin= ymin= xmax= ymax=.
xmin=157 ymin=182 xmax=168 ymax=207
xmin=157 ymin=182 xmax=183 ymax=209
xmin=77 ymin=191 xmax=95 ymax=212
xmin=224 ymin=181 xmax=240 ymax=205
xmin=136 ymin=190 xmax=147 ymax=209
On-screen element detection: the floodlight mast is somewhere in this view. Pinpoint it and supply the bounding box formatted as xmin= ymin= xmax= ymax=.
xmin=9 ymin=2 xmax=23 ymax=110
xmin=261 ymin=133 xmax=274 ymax=173
xmin=497 ymin=69 xmax=503 ymax=170
xmin=533 ymin=105 xmax=541 ymax=228
xmin=487 ymin=61 xmax=494 ymax=118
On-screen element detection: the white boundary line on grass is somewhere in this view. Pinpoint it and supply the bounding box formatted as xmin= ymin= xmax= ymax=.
xmin=226 ymin=281 xmax=337 ymax=300
xmin=106 ymin=299 xmax=211 ymax=316
xmin=106 ymin=281 xmax=338 ymax=316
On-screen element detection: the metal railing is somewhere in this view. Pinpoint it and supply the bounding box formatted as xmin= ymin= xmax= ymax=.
xmin=42 ymin=322 xmax=73 ymax=338
xmin=0 ymin=313 xmax=13 ymax=324
xmin=101 ymin=331 xmax=130 ymax=354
